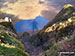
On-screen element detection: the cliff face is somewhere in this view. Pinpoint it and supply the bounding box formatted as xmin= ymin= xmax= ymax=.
xmin=39 ymin=15 xmax=75 ymax=56
xmin=0 ymin=21 xmax=30 ymax=56
xmin=30 ymin=4 xmax=75 ymax=46
xmin=28 ymin=4 xmax=75 ymax=56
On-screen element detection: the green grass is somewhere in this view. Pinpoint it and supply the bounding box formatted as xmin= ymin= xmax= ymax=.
xmin=0 ymin=32 xmax=30 ymax=56
xmin=0 ymin=45 xmax=29 ymax=56
xmin=2 ymin=32 xmax=24 ymax=49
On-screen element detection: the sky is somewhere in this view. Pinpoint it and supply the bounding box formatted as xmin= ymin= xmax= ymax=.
xmin=0 ymin=0 xmax=75 ymax=22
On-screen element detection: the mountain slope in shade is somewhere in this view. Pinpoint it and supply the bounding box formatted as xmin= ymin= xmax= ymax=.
xmin=24 ymin=4 xmax=75 ymax=56
xmin=14 ymin=16 xmax=49 ymax=32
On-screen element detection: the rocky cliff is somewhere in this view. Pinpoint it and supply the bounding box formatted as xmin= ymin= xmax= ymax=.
xmin=0 ymin=21 xmax=30 ymax=56
xmin=28 ymin=4 xmax=75 ymax=56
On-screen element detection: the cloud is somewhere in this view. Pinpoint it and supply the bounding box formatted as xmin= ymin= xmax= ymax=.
xmin=40 ymin=0 xmax=75 ymax=20
xmin=0 ymin=0 xmax=45 ymax=20
xmin=0 ymin=0 xmax=75 ymax=23
xmin=40 ymin=2 xmax=61 ymax=20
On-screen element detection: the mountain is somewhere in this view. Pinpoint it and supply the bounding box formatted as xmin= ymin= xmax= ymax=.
xmin=14 ymin=16 xmax=49 ymax=32
xmin=43 ymin=4 xmax=75 ymax=30
xmin=0 ymin=4 xmax=75 ymax=56
xmin=26 ymin=4 xmax=75 ymax=56
xmin=0 ymin=20 xmax=30 ymax=56
xmin=30 ymin=4 xmax=75 ymax=46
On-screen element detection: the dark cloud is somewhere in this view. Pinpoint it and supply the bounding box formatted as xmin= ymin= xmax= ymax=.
xmin=46 ymin=0 xmax=75 ymax=7
xmin=0 ymin=0 xmax=18 ymax=8
xmin=41 ymin=10 xmax=57 ymax=20
xmin=0 ymin=0 xmax=18 ymax=3
xmin=41 ymin=0 xmax=75 ymax=20
xmin=39 ymin=0 xmax=45 ymax=4
xmin=0 ymin=3 xmax=8 ymax=8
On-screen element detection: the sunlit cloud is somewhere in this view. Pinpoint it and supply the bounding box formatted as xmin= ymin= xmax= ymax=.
xmin=0 ymin=0 xmax=45 ymax=20
xmin=0 ymin=0 xmax=75 ymax=23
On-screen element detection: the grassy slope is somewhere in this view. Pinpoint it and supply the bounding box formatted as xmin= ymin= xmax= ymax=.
xmin=39 ymin=5 xmax=75 ymax=56
xmin=0 ymin=23 xmax=30 ymax=56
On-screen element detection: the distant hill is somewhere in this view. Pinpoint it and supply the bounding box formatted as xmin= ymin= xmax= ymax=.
xmin=14 ymin=16 xmax=49 ymax=32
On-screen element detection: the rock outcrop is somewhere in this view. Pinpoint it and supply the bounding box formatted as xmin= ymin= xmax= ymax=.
xmin=29 ymin=4 xmax=75 ymax=56
xmin=0 ymin=19 xmax=30 ymax=56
